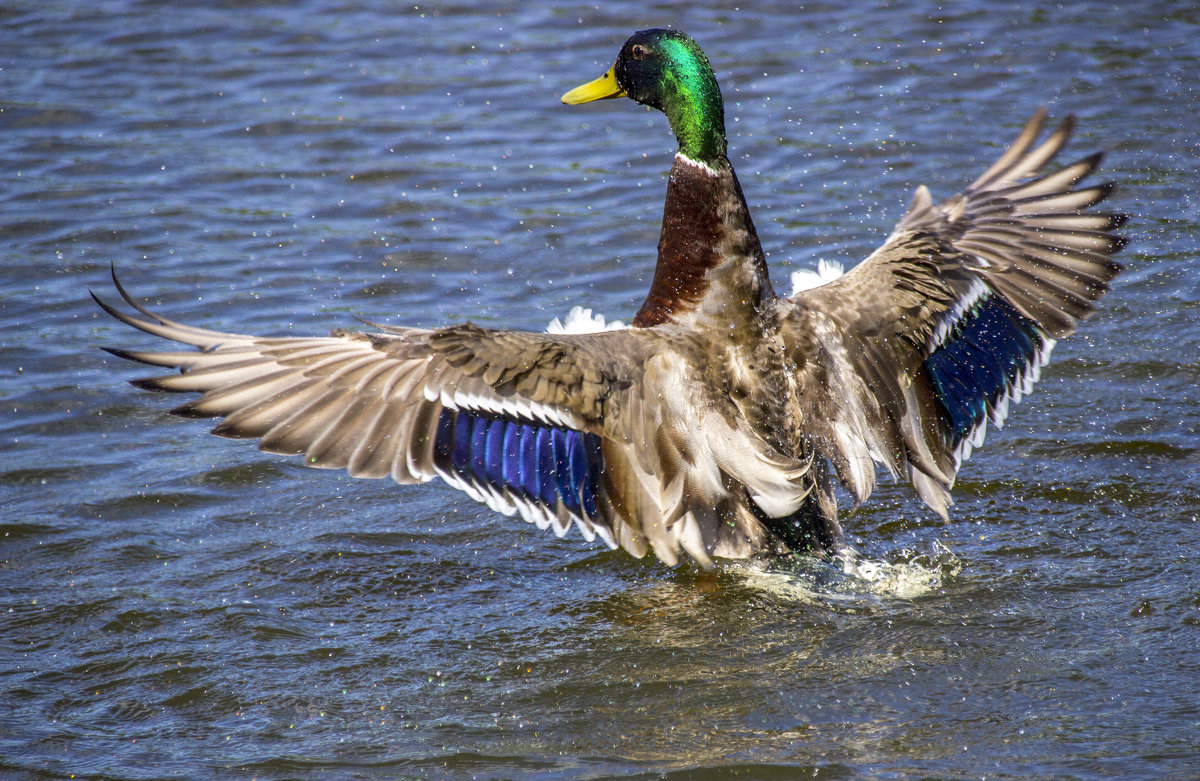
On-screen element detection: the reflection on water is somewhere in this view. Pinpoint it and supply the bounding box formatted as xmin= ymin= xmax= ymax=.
xmin=3 ymin=0 xmax=1199 ymax=778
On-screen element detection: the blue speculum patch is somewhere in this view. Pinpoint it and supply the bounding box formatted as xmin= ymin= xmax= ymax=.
xmin=924 ymin=293 xmax=1046 ymax=442
xmin=434 ymin=409 xmax=603 ymax=518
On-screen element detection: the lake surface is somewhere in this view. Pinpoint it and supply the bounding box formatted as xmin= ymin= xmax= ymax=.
xmin=3 ymin=1 xmax=1199 ymax=778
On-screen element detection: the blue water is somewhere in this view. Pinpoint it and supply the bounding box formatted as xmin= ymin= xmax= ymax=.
xmin=3 ymin=1 xmax=1198 ymax=778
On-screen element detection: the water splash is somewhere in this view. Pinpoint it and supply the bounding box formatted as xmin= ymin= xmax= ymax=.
xmin=546 ymin=306 xmax=627 ymax=334
xmin=789 ymin=258 xmax=846 ymax=294
xmin=732 ymin=541 xmax=962 ymax=606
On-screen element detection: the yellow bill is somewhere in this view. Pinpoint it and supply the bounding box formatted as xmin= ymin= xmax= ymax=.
xmin=561 ymin=66 xmax=626 ymax=104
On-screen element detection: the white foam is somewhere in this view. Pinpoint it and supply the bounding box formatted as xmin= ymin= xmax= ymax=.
xmin=789 ymin=258 xmax=845 ymax=294
xmin=546 ymin=305 xmax=627 ymax=334
xmin=731 ymin=541 xmax=962 ymax=604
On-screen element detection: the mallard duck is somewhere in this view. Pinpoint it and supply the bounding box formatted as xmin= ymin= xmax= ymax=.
xmin=95 ymin=28 xmax=1124 ymax=569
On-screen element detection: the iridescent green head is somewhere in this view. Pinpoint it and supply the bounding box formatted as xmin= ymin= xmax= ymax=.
xmin=562 ymin=29 xmax=727 ymax=165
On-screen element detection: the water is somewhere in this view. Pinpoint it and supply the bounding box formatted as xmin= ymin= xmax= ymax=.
xmin=3 ymin=1 xmax=1198 ymax=777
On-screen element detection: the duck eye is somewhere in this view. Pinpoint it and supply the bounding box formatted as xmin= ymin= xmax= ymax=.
xmin=631 ymin=44 xmax=649 ymax=60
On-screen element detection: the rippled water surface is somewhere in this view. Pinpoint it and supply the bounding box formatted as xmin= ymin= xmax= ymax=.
xmin=4 ymin=1 xmax=1199 ymax=778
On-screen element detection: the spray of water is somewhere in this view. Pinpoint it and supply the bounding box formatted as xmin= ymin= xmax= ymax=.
xmin=731 ymin=542 xmax=962 ymax=606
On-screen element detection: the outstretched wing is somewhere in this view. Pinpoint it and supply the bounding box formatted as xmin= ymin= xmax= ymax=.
xmin=95 ymin=273 xmax=809 ymax=567
xmin=782 ymin=108 xmax=1125 ymax=516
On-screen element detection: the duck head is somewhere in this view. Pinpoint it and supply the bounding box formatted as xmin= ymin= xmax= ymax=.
xmin=562 ymin=28 xmax=727 ymax=166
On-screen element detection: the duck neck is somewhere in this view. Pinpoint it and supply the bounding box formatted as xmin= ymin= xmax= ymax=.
xmin=632 ymin=154 xmax=774 ymax=328
xmin=653 ymin=33 xmax=727 ymax=167
xmin=665 ymin=92 xmax=726 ymax=165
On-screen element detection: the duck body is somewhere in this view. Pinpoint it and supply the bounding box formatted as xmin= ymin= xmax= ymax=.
xmin=96 ymin=29 xmax=1123 ymax=569
xmin=640 ymin=151 xmax=840 ymax=552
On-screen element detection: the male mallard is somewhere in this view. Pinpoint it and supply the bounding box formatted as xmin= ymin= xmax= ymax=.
xmin=95 ymin=29 xmax=1124 ymax=569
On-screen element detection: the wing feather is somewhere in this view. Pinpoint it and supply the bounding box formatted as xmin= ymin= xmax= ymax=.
xmin=783 ymin=110 xmax=1123 ymax=518
xmin=96 ymin=270 xmax=805 ymax=567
